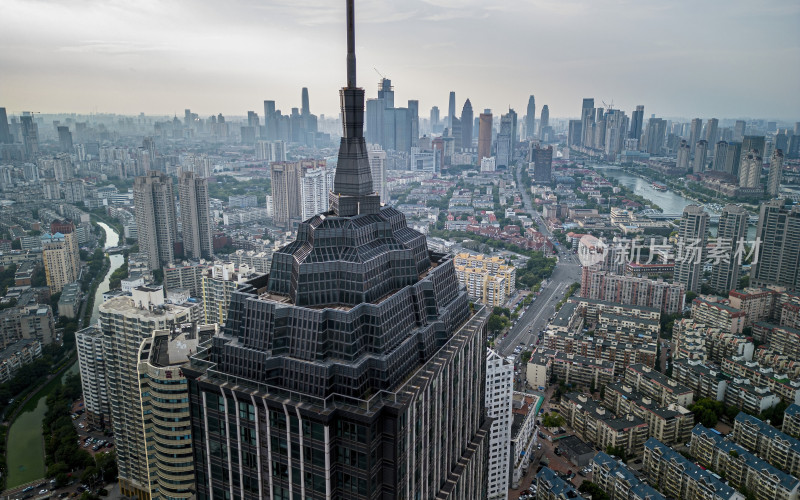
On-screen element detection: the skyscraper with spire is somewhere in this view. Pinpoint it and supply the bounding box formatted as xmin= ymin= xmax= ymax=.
xmin=539 ymin=104 xmax=550 ymax=141
xmin=525 ymin=95 xmax=536 ymax=139
xmin=461 ymin=99 xmax=473 ymax=150
xmin=186 ymin=2 xmax=490 ymax=498
xmin=447 ymin=91 xmax=456 ymax=129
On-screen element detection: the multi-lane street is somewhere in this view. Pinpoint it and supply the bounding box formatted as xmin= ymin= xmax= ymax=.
xmin=495 ymin=165 xmax=583 ymax=360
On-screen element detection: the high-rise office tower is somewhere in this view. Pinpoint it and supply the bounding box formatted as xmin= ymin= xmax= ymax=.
xmin=533 ymin=145 xmax=553 ymax=184
xmin=367 ymin=145 xmax=387 ymax=201
xmin=767 ymin=149 xmax=784 ymax=197
xmin=603 ymin=109 xmax=628 ymax=160
xmin=57 ymin=126 xmax=73 ymax=153
xmin=75 ymin=326 xmax=110 ymax=427
xmin=689 ymin=118 xmax=702 ymax=155
xmin=722 ymin=142 xmax=742 ymax=177
xmin=486 ymin=350 xmax=513 ymax=500
xmin=461 ymin=99 xmax=473 ymax=150
xmin=738 ymin=149 xmax=762 ymax=188
xmin=677 ymin=140 xmax=691 ymax=172
xmin=751 ymin=200 xmax=800 ymax=290
xmin=264 ymin=100 xmax=277 ymax=140
xmin=580 ymin=98 xmax=595 ymax=147
xmin=20 ymin=114 xmax=39 ymax=159
xmin=187 ymin=3 xmax=490 ymax=497
xmin=539 ymin=105 xmax=550 ymax=141
xmin=733 ymin=120 xmax=746 ymax=141
xmin=692 ymin=139 xmax=708 ymax=174
xmin=136 ymin=327 xmax=197 ymax=500
xmin=712 ymin=141 xmax=729 ymax=171
xmin=178 ymin=171 xmax=213 ymax=260
xmin=496 ymin=112 xmax=513 ymax=167
xmin=674 ymin=205 xmax=708 ymax=293
xmin=644 ymin=117 xmax=666 ymax=155
xmin=710 ymin=205 xmax=748 ymax=294
xmin=301 ymin=87 xmax=310 ymax=116
xmin=479 ymin=112 xmax=493 ymax=161
xmin=407 ymin=99 xmax=419 ymax=147
xmin=448 ymin=90 xmax=456 ymax=128
xmin=704 ymin=118 xmax=719 ymax=151
xmin=41 ymin=230 xmax=80 ymax=294
xmin=507 ymin=108 xmax=518 ymax=146
xmin=430 ymin=106 xmax=440 ymax=132
xmin=630 ymin=105 xmax=645 ymax=140
xmin=134 ymin=171 xmax=178 ymax=271
xmin=0 ymin=107 xmax=10 ymax=144
xmin=525 ymin=95 xmax=536 ymax=139
xmin=101 ymin=287 xmax=197 ymax=499
xmin=255 ymin=139 xmax=286 ymax=162
xmin=742 ymin=135 xmax=765 ymax=157
xmin=568 ymin=120 xmax=582 ymax=147
xmin=247 ymin=111 xmax=260 ymax=128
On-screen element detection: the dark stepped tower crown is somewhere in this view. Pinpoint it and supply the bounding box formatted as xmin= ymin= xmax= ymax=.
xmin=186 ymin=2 xmax=489 ymax=497
xmin=328 ymin=0 xmax=381 ymax=217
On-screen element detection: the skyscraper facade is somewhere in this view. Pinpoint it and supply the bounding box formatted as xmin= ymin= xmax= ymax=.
xmin=525 ymin=95 xmax=536 ymax=140
xmin=709 ymin=204 xmax=748 ymax=294
xmin=134 ymin=171 xmax=178 ymax=271
xmin=20 ymin=114 xmax=39 ymax=159
xmin=41 ymin=229 xmax=80 ymax=294
xmin=630 ymin=105 xmax=644 ymax=140
xmin=0 ymin=107 xmax=11 ymax=144
xmin=767 ymin=149 xmax=784 ymax=197
xmin=179 ymin=171 xmax=213 ymax=260
xmin=533 ymin=145 xmax=553 ymax=184
xmin=644 ymin=118 xmax=666 ymax=155
xmin=75 ymin=326 xmax=110 ymax=427
xmin=299 ymin=165 xmax=335 ymax=220
xmin=674 ymin=205 xmax=708 ymax=293
xmin=496 ymin=112 xmax=513 ymax=167
xmin=187 ymin=3 xmax=490 ymax=497
xmin=539 ymin=105 xmax=550 ymax=141
xmin=478 ymin=112 xmax=493 ymax=161
xmin=580 ymin=98 xmax=595 ymax=147
xmin=270 ymin=160 xmax=328 ymax=227
xmin=57 ymin=126 xmax=73 ymax=153
xmin=738 ymin=149 xmax=762 ymax=189
xmin=677 ymin=140 xmax=691 ymax=172
xmin=448 ymin=90 xmax=456 ymax=129
xmin=367 ymin=145 xmax=387 ymax=201
xmin=430 ymin=106 xmax=440 ymax=133
xmin=750 ymin=200 xmax=800 ymax=291
xmin=689 ymin=118 xmax=702 ymax=155
xmin=693 ymin=140 xmax=708 ymax=173
xmin=705 ymin=118 xmax=719 ymax=150
xmin=101 ymin=287 xmax=197 ymax=500
xmin=461 ymin=99 xmax=473 ymax=150
xmin=486 ymin=350 xmax=513 ymax=500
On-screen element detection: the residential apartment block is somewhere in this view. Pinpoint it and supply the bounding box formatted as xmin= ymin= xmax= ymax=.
xmin=527 ymin=348 xmax=615 ymax=390
xmin=673 ymin=359 xmax=731 ymax=402
xmin=580 ymin=267 xmax=685 ymax=315
xmin=732 ymin=412 xmax=800 ymax=479
xmin=690 ymin=424 xmax=799 ymax=500
xmin=560 ymin=393 xmax=649 ymax=457
xmin=624 ymin=364 xmax=694 ymax=407
xmin=691 ymin=296 xmax=746 ymax=335
xmin=75 ymin=326 xmax=111 ymax=427
xmin=485 ymin=350 xmax=513 ymax=500
xmin=673 ymin=319 xmax=754 ymax=363
xmin=785 ymin=404 xmax=800 ymax=438
xmin=643 ymin=437 xmax=744 ymax=500
xmin=0 ymin=338 xmax=41 ymax=383
xmin=454 ymin=253 xmax=516 ymax=298
xmin=603 ymin=382 xmax=694 ymax=446
xmin=535 ymin=467 xmax=581 ymax=500
xmin=592 ymin=452 xmax=666 ymax=500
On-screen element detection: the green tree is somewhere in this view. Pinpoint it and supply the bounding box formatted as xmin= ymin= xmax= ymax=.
xmin=543 ymin=412 xmax=565 ymax=428
xmin=578 ymin=481 xmax=610 ymax=500
xmin=520 ymin=351 xmax=532 ymax=364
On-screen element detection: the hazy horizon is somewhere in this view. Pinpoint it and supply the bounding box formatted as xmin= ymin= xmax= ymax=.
xmin=2 ymin=0 xmax=799 ymax=121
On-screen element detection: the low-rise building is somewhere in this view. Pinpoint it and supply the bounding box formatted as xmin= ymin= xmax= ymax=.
xmin=527 ymin=348 xmax=615 ymax=390
xmin=561 ymin=393 xmax=649 ymax=457
xmin=510 ymin=392 xmax=542 ymax=488
xmin=0 ymin=338 xmax=42 ymax=383
xmin=624 ymin=364 xmax=694 ymax=407
xmin=592 ymin=451 xmax=666 ymax=500
xmin=754 ymin=322 xmax=800 ymax=361
xmin=57 ymin=282 xmax=81 ymax=319
xmin=535 ymin=467 xmax=580 ymax=499
xmin=691 ymin=296 xmax=746 ymax=335
xmin=725 ymin=378 xmax=782 ymax=415
xmin=643 ymin=437 xmax=744 ymax=500
xmin=690 ymin=424 xmax=799 ymax=500
xmin=722 ymin=356 xmax=800 ymax=407
xmin=673 ymin=319 xmax=754 ymax=363
xmin=673 ymin=358 xmax=730 ymax=401
xmin=785 ymin=404 xmax=800 ymax=439
xmin=603 ymin=382 xmax=694 ymax=445
xmin=732 ymin=412 xmax=800 ymax=479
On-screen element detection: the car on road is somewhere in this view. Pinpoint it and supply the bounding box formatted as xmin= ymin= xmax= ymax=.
xmin=38 ymin=490 xmax=48 ymax=496
xmin=22 ymin=487 xmax=33 ymax=493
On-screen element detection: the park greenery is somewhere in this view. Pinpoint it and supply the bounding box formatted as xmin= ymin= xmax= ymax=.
xmin=208 ymin=176 xmax=271 ymax=204
xmin=542 ymin=412 xmax=565 ymax=428
xmin=488 ymin=307 xmax=512 ymax=336
xmin=688 ymin=398 xmax=742 ymax=428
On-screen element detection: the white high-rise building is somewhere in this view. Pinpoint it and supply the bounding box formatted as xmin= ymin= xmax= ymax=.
xmin=75 ymin=326 xmax=111 ymax=427
xmin=100 ymin=286 xmax=198 ymax=499
xmin=486 ymin=349 xmax=514 ymax=500
xmin=367 ymin=145 xmax=387 ymax=201
xmin=255 ymin=140 xmax=286 ymax=162
xmin=300 ymin=165 xmax=334 ymax=220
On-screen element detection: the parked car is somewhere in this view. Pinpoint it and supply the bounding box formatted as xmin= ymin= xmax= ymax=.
xmin=38 ymin=490 xmax=48 ymax=495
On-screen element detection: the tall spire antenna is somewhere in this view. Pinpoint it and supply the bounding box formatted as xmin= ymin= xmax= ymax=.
xmin=346 ymin=0 xmax=356 ymax=88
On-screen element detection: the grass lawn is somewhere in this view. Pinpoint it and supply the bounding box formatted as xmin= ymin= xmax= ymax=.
xmin=6 ymin=397 xmax=47 ymax=488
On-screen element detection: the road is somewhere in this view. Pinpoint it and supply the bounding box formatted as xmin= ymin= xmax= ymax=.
xmin=495 ymin=165 xmax=582 ymax=363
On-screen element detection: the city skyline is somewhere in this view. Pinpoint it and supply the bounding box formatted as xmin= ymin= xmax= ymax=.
xmin=2 ymin=0 xmax=799 ymax=120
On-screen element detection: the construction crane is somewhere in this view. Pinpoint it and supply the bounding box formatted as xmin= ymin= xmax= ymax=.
xmin=602 ymin=99 xmax=614 ymax=111
xmin=374 ymin=67 xmax=385 ymax=79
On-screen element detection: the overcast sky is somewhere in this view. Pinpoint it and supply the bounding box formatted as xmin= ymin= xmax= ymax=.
xmin=2 ymin=0 xmax=799 ymax=121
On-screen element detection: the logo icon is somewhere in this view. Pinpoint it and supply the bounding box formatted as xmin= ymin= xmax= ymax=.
xmin=577 ymin=235 xmax=607 ymax=267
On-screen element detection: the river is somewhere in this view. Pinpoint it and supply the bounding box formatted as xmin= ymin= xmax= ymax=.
xmin=594 ymin=165 xmax=757 ymax=240
xmin=89 ymin=222 xmax=125 ymax=327
xmin=5 ymin=222 xmax=124 ymax=489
